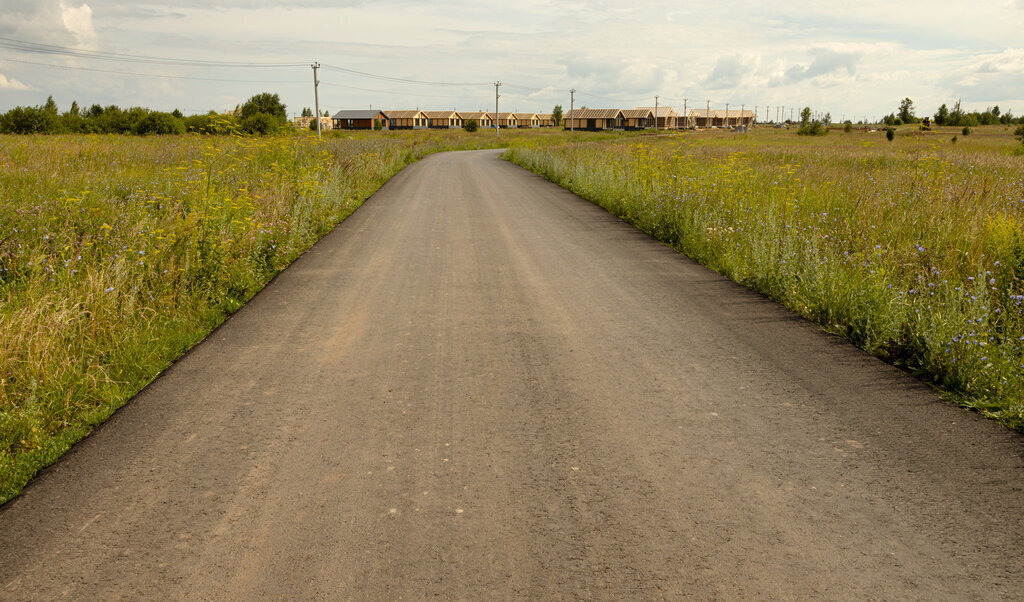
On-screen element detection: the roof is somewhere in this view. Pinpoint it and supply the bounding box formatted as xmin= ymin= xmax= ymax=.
xmin=621 ymin=109 xmax=654 ymax=119
xmin=688 ymin=109 xmax=756 ymax=118
xmin=495 ymin=112 xmax=518 ymax=119
xmin=535 ymin=113 xmax=553 ymax=119
xmin=423 ymin=110 xmax=459 ymax=118
xmin=514 ymin=112 xmax=537 ymax=119
xmin=332 ymin=110 xmax=384 ymax=119
xmin=635 ymin=106 xmax=678 ymax=116
xmin=461 ymin=111 xmax=491 ymax=119
xmin=385 ymin=110 xmax=426 ymax=118
xmin=563 ymin=109 xmax=623 ymax=119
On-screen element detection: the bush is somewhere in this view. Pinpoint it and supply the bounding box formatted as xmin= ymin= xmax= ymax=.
xmin=952 ymin=135 xmax=958 ymax=144
xmin=133 ymin=112 xmax=186 ymax=135
xmin=962 ymin=126 xmax=971 ymax=136
xmin=886 ymin=128 xmax=895 ymax=141
xmin=240 ymin=93 xmax=287 ymax=123
xmin=1014 ymin=124 xmax=1024 ymax=141
xmin=797 ymin=122 xmax=828 ymax=136
xmin=464 ymin=119 xmax=478 ymax=132
xmin=0 ymin=106 xmax=62 ymax=134
xmin=843 ymin=122 xmax=853 ymax=133
xmin=241 ymin=113 xmax=281 ymax=135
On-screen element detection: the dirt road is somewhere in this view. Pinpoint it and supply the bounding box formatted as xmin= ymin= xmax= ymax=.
xmin=2 ymin=149 xmax=1022 ymax=599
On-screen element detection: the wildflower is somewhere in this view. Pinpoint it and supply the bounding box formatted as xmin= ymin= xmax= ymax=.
xmin=104 ymin=287 xmax=114 ymax=293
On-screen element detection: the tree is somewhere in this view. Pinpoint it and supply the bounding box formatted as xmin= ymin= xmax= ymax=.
xmin=241 ymin=112 xmax=280 ymax=135
xmin=886 ymin=128 xmax=895 ymax=141
xmin=464 ymin=119 xmax=478 ymax=132
xmin=240 ymin=92 xmax=287 ymax=124
xmin=898 ymin=98 xmax=916 ymax=123
xmin=301 ymin=107 xmax=313 ymax=118
xmin=948 ymin=99 xmax=965 ymax=127
xmin=134 ymin=112 xmax=186 ymax=135
xmin=934 ymin=104 xmax=949 ymax=126
xmin=800 ymin=107 xmax=811 ymax=126
xmin=43 ymin=95 xmax=58 ymax=115
xmin=552 ymin=104 xmax=563 ymax=126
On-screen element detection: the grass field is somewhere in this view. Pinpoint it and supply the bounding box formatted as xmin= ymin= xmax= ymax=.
xmin=0 ymin=129 xmax=514 ymax=503
xmin=507 ymin=124 xmax=1024 ymax=430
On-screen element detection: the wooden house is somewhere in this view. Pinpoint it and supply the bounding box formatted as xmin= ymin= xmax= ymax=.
xmin=688 ymin=109 xmax=756 ymax=128
xmin=386 ymin=110 xmax=428 ymax=130
xmin=424 ymin=110 xmax=463 ymax=129
xmin=535 ymin=113 xmax=555 ymax=127
xmin=331 ymin=110 xmax=387 ymax=130
xmin=635 ymin=106 xmax=679 ymax=129
xmin=561 ymin=109 xmax=624 ymax=131
xmin=496 ymin=113 xmax=519 ymax=128
xmin=515 ymin=113 xmax=539 ymax=128
xmin=621 ymin=108 xmax=655 ymax=130
xmin=460 ymin=112 xmax=493 ymax=128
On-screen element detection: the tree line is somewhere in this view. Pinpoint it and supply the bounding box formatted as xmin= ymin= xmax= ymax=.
xmin=882 ymin=98 xmax=1023 ymax=127
xmin=0 ymin=92 xmax=291 ymax=135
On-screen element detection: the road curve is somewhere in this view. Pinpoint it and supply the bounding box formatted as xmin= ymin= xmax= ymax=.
xmin=2 ymin=149 xmax=1022 ymax=599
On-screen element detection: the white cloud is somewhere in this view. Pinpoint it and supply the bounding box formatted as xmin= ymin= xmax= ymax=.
xmin=0 ymin=72 xmax=33 ymax=90
xmin=60 ymin=2 xmax=96 ymax=45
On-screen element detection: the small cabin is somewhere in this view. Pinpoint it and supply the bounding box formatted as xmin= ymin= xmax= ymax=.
xmin=386 ymin=110 xmax=429 ymax=130
xmin=331 ymin=110 xmax=387 ymax=130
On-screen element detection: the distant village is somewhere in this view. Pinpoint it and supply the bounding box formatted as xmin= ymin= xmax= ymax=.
xmin=292 ymin=107 xmax=757 ymax=132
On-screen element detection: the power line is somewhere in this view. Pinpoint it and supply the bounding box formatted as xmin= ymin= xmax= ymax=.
xmin=320 ymin=64 xmax=489 ymax=88
xmin=0 ymin=57 xmax=308 ymax=84
xmin=0 ymin=37 xmax=304 ymax=67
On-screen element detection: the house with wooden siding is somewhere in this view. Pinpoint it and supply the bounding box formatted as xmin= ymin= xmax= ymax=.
xmin=561 ymin=109 xmax=624 ymax=131
xmin=495 ymin=113 xmax=519 ymax=128
xmin=331 ymin=110 xmax=387 ymax=130
xmin=535 ymin=113 xmax=555 ymax=127
xmin=688 ymin=109 xmax=756 ymax=128
xmin=621 ymin=108 xmax=655 ymax=130
xmin=386 ymin=110 xmax=428 ymax=130
xmin=424 ymin=110 xmax=463 ymax=129
xmin=635 ymin=106 xmax=679 ymax=129
xmin=515 ymin=113 xmax=539 ymax=128
xmin=460 ymin=111 xmax=493 ymax=128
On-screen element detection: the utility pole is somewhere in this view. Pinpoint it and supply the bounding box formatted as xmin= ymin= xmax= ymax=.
xmin=741 ymin=104 xmax=745 ymax=127
xmin=494 ymin=81 xmax=501 ymax=137
xmin=754 ymin=105 xmax=757 ymax=126
xmin=311 ymin=62 xmax=322 ymax=138
xmin=570 ymin=88 xmax=575 ymax=132
xmin=725 ymin=103 xmax=729 ymax=128
xmin=654 ymin=95 xmax=659 ymax=130
xmin=683 ymin=98 xmax=688 ymax=129
xmin=706 ymin=99 xmax=710 ymax=128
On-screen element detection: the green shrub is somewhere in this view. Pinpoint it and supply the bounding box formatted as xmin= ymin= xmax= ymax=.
xmin=241 ymin=113 xmax=281 ymax=135
xmin=962 ymin=126 xmax=971 ymax=136
xmin=797 ymin=122 xmax=828 ymax=136
xmin=133 ymin=112 xmax=186 ymax=135
xmin=464 ymin=119 xmax=478 ymax=132
xmin=886 ymin=128 xmax=895 ymax=141
xmin=843 ymin=122 xmax=853 ymax=133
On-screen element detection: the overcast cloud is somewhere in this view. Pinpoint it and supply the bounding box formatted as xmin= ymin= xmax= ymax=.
xmin=0 ymin=0 xmax=1022 ymax=120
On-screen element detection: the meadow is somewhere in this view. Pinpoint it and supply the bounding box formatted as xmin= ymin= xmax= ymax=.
xmin=506 ymin=125 xmax=1024 ymax=430
xmin=0 ymin=128 xmax=507 ymax=503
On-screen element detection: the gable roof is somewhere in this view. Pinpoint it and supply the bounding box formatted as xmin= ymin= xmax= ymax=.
xmin=331 ymin=110 xmax=385 ymax=120
xmin=688 ymin=109 xmax=756 ymax=118
xmin=385 ymin=110 xmax=426 ymax=118
xmin=635 ymin=106 xmax=679 ymax=116
xmin=460 ymin=111 xmax=491 ymax=119
xmin=423 ymin=110 xmax=460 ymax=119
xmin=564 ymin=109 xmax=623 ymax=119
xmin=621 ymin=108 xmax=654 ymax=119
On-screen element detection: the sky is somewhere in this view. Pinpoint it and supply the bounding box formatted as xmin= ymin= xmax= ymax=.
xmin=1 ymin=0 xmax=1023 ymax=122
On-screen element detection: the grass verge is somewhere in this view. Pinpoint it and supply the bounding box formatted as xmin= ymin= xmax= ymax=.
xmin=0 ymin=129 xmax=507 ymax=503
xmin=505 ymin=125 xmax=1024 ymax=431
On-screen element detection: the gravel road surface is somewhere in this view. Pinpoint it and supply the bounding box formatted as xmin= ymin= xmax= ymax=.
xmin=2 ymin=149 xmax=1022 ymax=599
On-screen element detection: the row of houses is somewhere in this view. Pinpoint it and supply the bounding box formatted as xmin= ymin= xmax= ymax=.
xmin=294 ymin=106 xmax=757 ymax=132
xmin=561 ymin=107 xmax=757 ymax=131
xmin=320 ymin=110 xmax=557 ymax=131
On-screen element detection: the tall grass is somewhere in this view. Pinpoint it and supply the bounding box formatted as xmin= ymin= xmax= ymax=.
xmin=506 ymin=126 xmax=1024 ymax=430
xmin=0 ymin=130 xmax=504 ymax=503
